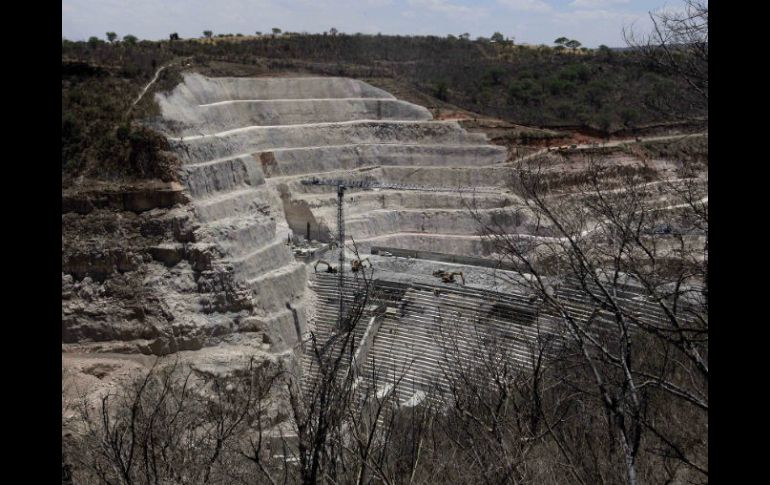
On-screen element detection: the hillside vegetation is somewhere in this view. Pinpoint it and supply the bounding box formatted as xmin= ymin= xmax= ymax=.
xmin=62 ymin=34 xmax=704 ymax=183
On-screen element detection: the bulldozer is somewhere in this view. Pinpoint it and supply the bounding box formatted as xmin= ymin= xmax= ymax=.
xmin=314 ymin=260 xmax=338 ymax=274
xmin=432 ymin=269 xmax=465 ymax=285
xmin=351 ymin=257 xmax=372 ymax=273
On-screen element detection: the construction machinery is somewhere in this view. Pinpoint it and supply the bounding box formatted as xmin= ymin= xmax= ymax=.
xmin=351 ymin=257 xmax=372 ymax=273
xmin=432 ymin=269 xmax=466 ymax=285
xmin=300 ymin=177 xmax=494 ymax=327
xmin=313 ymin=260 xmax=338 ymax=274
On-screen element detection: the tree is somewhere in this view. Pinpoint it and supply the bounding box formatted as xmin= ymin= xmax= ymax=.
xmin=597 ymin=44 xmax=614 ymax=62
xmin=255 ymin=31 xmax=262 ymax=36
xmin=66 ymin=251 xmax=440 ymax=484
xmin=624 ymin=0 xmax=707 ymax=114
xmin=122 ymin=34 xmax=137 ymax=45
xmin=87 ymin=36 xmax=100 ymax=48
xmin=620 ymin=108 xmax=639 ymax=126
xmin=475 ymin=151 xmax=708 ymax=484
xmin=565 ymin=39 xmax=582 ymax=50
xmin=169 ymin=32 xmax=179 ymax=41
xmin=105 ymin=32 xmax=117 ymax=43
xmin=203 ymin=30 xmax=213 ymax=39
xmin=272 ymin=27 xmax=282 ymax=36
xmin=491 ymin=31 xmax=505 ymax=43
xmin=554 ymin=36 xmax=569 ymax=46
xmin=433 ymin=81 xmax=448 ymax=101
xmin=67 ymin=357 xmax=285 ymax=484
xmin=329 ymin=27 xmax=338 ymax=36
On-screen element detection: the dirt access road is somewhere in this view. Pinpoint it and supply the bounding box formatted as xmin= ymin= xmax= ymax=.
xmin=507 ymin=131 xmax=708 ymax=165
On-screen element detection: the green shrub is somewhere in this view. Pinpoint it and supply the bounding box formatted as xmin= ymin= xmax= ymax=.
xmin=546 ymin=78 xmax=575 ymax=96
xmin=433 ymin=81 xmax=448 ymax=101
xmin=620 ymin=108 xmax=639 ymax=126
xmin=481 ymin=67 xmax=506 ymax=87
xmin=507 ymin=79 xmax=539 ymax=104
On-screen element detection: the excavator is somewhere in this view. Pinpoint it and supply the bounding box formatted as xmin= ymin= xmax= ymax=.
xmin=314 ymin=260 xmax=338 ymax=274
xmin=432 ymin=269 xmax=465 ymax=285
xmin=351 ymin=257 xmax=372 ymax=273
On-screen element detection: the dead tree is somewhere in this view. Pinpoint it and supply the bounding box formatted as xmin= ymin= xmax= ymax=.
xmin=286 ymin=242 xmax=420 ymax=484
xmin=475 ymin=154 xmax=708 ymax=484
xmin=624 ymin=0 xmax=708 ymax=118
xmin=66 ymin=243 xmax=430 ymax=484
xmin=67 ymin=357 xmax=282 ymax=485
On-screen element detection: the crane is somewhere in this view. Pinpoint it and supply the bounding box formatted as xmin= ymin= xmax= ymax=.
xmin=300 ymin=176 xmax=497 ymax=328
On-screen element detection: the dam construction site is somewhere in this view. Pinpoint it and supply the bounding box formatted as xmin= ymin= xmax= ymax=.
xmin=63 ymin=71 xmax=706 ymax=404
xmin=62 ymin=66 xmax=707 ymax=483
xmin=60 ymin=4 xmax=709 ymax=479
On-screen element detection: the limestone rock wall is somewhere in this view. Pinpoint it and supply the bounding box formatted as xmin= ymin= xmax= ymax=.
xmin=61 ymin=188 xmax=285 ymax=358
xmin=153 ymin=73 xmax=518 ymax=270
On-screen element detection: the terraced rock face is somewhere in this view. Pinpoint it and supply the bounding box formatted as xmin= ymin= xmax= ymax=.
xmin=155 ymin=73 xmax=511 ymax=266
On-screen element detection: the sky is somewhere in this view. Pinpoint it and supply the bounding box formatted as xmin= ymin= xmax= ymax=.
xmin=62 ymin=0 xmax=677 ymax=48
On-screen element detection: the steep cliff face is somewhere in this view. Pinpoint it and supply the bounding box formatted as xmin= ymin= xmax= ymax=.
xmin=152 ymin=76 xmax=331 ymax=354
xmin=61 ymin=179 xmax=292 ymax=365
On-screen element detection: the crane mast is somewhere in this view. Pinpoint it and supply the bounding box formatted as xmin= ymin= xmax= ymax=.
xmin=336 ymin=184 xmax=345 ymax=328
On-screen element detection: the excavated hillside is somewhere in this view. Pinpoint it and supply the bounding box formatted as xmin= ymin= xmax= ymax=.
xmin=155 ymin=74 xmax=522 ymax=260
xmin=62 ymin=73 xmax=706 ymax=406
xmin=155 ymin=74 xmax=697 ymax=260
